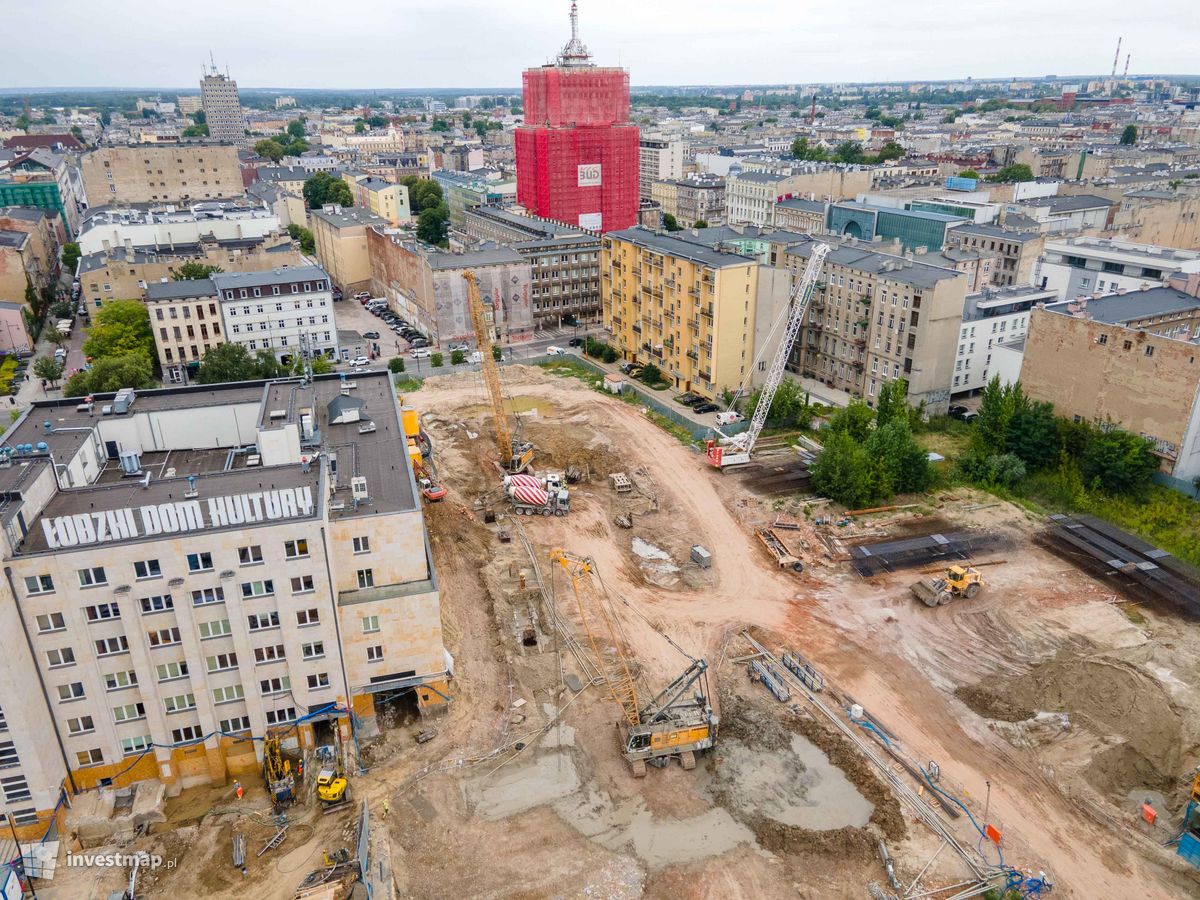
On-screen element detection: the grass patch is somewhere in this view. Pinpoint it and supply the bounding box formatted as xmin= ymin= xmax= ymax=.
xmin=394 ymin=375 xmax=425 ymax=394
xmin=537 ymin=359 xmax=604 ymax=389
xmin=917 ymin=430 xmax=971 ymax=460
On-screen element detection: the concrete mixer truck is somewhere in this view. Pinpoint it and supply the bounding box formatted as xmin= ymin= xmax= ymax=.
xmin=504 ymin=472 xmax=571 ymax=517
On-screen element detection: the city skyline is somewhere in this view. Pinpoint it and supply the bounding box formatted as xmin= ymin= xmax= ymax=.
xmin=2 ymin=0 xmax=1195 ymax=91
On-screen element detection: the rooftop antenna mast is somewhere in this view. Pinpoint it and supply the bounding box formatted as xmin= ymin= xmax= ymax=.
xmin=557 ymin=1 xmax=592 ymax=67
xmin=1111 ymin=36 xmax=1121 ymax=78
xmin=1123 ymin=54 xmax=1130 ymax=79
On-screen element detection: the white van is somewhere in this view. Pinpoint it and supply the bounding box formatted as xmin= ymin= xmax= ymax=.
xmin=715 ymin=411 xmax=744 ymax=426
xmin=366 ymin=299 xmax=388 ymax=310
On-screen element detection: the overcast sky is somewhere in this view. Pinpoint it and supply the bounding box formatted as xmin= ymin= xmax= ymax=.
xmin=2 ymin=0 xmax=1195 ymax=90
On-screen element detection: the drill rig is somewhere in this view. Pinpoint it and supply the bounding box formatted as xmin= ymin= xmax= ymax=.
xmin=549 ymin=549 xmax=717 ymax=776
xmin=464 ymin=270 xmax=534 ymax=474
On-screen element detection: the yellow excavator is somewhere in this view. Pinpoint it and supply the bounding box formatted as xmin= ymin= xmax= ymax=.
xmin=316 ymin=763 xmax=349 ymax=808
xmin=463 ymin=270 xmax=533 ymax=474
xmin=549 ymin=549 xmax=717 ymax=776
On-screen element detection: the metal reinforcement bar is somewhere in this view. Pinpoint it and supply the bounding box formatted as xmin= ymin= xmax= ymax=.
xmin=849 ymin=531 xmax=1006 ymax=577
xmin=1041 ymin=515 xmax=1200 ymax=618
xmin=740 ymin=632 xmax=999 ymax=891
xmin=748 ymin=659 xmax=790 ymax=702
xmin=781 ymin=651 xmax=825 ymax=692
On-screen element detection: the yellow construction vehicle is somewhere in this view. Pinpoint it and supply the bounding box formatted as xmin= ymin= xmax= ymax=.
xmin=262 ymin=733 xmax=294 ymax=805
xmin=463 ymin=270 xmax=533 ymax=473
xmin=549 ymin=549 xmax=718 ymax=776
xmin=910 ymin=564 xmax=985 ymax=607
xmin=316 ymin=764 xmax=349 ymax=806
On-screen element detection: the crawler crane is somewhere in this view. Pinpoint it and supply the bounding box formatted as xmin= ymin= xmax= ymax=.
xmin=549 ymin=549 xmax=717 ymax=776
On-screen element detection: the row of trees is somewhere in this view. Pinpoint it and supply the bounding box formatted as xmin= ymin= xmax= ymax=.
xmin=193 ymin=343 xmax=331 ymax=384
xmin=791 ymin=138 xmax=905 ymax=165
xmin=254 ymin=120 xmax=309 ymax=162
xmin=961 ymin=377 xmax=1158 ymax=496
xmin=400 ymin=176 xmax=450 ymax=247
xmin=302 ymin=172 xmax=354 ymax=208
xmin=62 ymin=300 xmax=158 ymax=396
xmin=809 ymin=379 xmax=932 ymax=508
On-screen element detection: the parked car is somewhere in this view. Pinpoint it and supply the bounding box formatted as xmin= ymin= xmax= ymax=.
xmin=355 ymin=291 xmax=371 ymax=302
xmin=468 ymin=351 xmax=483 ymax=364
xmin=332 ymin=288 xmax=344 ymax=301
xmin=410 ymin=338 xmax=430 ymax=348
xmin=948 ymin=404 xmax=970 ymax=420
xmin=362 ymin=330 xmax=380 ymax=340
xmin=618 ymin=362 xmax=637 ymax=374
xmin=674 ymin=392 xmax=702 ymax=406
xmin=961 ymin=411 xmax=979 ymax=424
xmin=546 ymin=346 xmax=566 ymax=356
xmin=715 ymin=411 xmax=744 ymax=426
xmin=349 ymin=356 xmax=369 ymax=367
xmin=410 ymin=347 xmax=432 ymax=359
xmin=448 ymin=341 xmax=470 ymax=352
xmin=693 ymin=403 xmax=720 ymax=415
xmin=568 ymin=337 xmax=585 ymax=347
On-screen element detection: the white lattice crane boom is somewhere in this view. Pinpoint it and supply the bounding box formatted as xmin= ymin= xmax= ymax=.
xmin=705 ymin=242 xmax=830 ymax=468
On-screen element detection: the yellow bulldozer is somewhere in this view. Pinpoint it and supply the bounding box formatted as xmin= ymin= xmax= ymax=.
xmin=910 ymin=564 xmax=985 ymax=607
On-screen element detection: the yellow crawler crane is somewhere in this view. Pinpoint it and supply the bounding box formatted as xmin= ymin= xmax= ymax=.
xmin=463 ymin=270 xmax=533 ymax=473
xmin=549 ymin=549 xmax=718 ymax=776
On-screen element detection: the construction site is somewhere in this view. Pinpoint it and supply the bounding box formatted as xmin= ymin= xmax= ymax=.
xmin=27 ymin=264 xmax=1200 ymax=900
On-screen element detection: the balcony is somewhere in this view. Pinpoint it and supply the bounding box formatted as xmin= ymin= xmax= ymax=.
xmin=632 ymin=323 xmax=641 ymax=334
xmin=688 ymin=320 xmax=699 ymax=333
xmin=688 ymin=286 xmax=701 ymax=298
xmin=686 ymin=349 xmax=699 ymax=361
xmin=701 ymin=309 xmax=714 ymax=322
xmin=699 ymin=370 xmax=712 ymax=382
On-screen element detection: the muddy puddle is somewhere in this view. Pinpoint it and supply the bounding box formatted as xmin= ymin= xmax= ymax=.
xmin=555 ymin=788 xmax=754 ymax=867
xmin=631 ymin=536 xmax=681 ymax=586
xmin=713 ymin=735 xmax=874 ymax=829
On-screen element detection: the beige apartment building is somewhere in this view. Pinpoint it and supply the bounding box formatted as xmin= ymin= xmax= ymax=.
xmin=781 ymin=237 xmax=968 ymax=413
xmin=77 ymin=233 xmax=301 ymax=311
xmin=1021 ymin=289 xmax=1200 ymax=482
xmin=80 ymin=145 xmax=243 ymax=206
xmin=650 ymin=180 xmax=679 ymax=223
xmin=773 ymin=198 xmax=827 ymax=234
xmin=945 ymin=224 xmax=1045 ymax=287
xmin=0 ymin=207 xmax=61 ymax=302
xmin=343 ymin=175 xmax=412 ymax=227
xmin=145 ymin=280 xmax=225 ymax=382
xmin=0 ymin=372 xmax=448 ymax=838
xmin=602 ymin=227 xmax=791 ymax=398
xmin=310 ymin=205 xmax=389 ymax=293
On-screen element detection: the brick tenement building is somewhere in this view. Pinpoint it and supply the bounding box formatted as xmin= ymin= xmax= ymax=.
xmin=1020 ymin=288 xmax=1200 ymax=483
xmin=80 ymin=144 xmax=242 ymax=205
xmin=514 ymin=2 xmax=639 ymax=233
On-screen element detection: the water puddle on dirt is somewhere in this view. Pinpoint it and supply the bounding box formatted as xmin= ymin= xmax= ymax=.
xmin=631 ymin=537 xmax=680 ymax=586
xmin=465 ymin=752 xmax=582 ymax=819
xmin=717 ymin=735 xmax=874 ymax=829
xmin=554 ymin=788 xmax=754 ymax=868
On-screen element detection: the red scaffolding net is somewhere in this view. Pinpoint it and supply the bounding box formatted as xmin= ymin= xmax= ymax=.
xmin=522 ymin=66 xmax=630 ymax=127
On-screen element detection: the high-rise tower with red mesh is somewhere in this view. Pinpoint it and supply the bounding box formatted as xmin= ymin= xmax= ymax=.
xmin=515 ymin=3 xmax=639 ymax=232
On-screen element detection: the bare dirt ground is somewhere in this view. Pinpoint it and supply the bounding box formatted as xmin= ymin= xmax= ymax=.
xmin=45 ymin=365 xmax=1200 ymax=898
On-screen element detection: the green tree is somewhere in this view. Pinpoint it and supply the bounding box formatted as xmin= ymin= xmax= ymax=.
xmin=972 ymin=376 xmax=1022 ymax=456
xmin=254 ymin=139 xmax=285 ymax=162
xmin=747 ymin=379 xmax=812 ymax=429
xmin=430 ymin=118 xmax=451 ymax=132
xmin=874 ymin=378 xmax=910 ymax=428
xmin=792 ymin=137 xmax=829 ymax=162
xmin=365 ymin=115 xmax=387 ymax=129
xmin=1005 ymin=401 xmax=1059 ymax=470
xmin=354 ymin=121 xmax=366 ymax=134
xmin=828 ymin=400 xmax=876 ymax=444
xmin=638 ymin=363 xmax=663 ymax=386
xmin=61 ymin=242 xmax=81 ymax=275
xmin=693 ymin=219 xmax=709 ymax=229
xmin=173 ymin=262 xmax=223 ymax=281
xmin=834 ymin=141 xmax=865 ymax=164
xmin=1119 ymin=125 xmax=1138 ymax=145
xmin=287 ymin=119 xmax=306 ymax=139
xmin=303 ymin=172 xmax=354 ymax=209
xmin=33 ymin=355 xmax=65 ymax=386
xmin=182 ymin=124 xmax=209 ymax=138
xmin=192 ymin=110 xmax=206 ymax=125
xmin=1080 ymin=428 xmax=1157 ymax=495
xmin=450 ymin=348 xmax=466 ymax=365
xmin=286 ymin=223 xmax=316 ymax=255
xmin=473 ymin=121 xmax=490 ymax=140
xmin=401 ymin=177 xmax=444 ymax=214
xmin=82 ymin=300 xmax=154 ymax=362
xmin=874 ymin=140 xmax=904 ymax=162
xmin=15 ymin=112 xmax=30 ymax=132
xmin=957 ymin=169 xmax=980 ymax=179
xmin=388 ymin=356 xmax=406 ymax=374
xmin=810 ymin=431 xmax=875 ymax=508
xmin=865 ymin=419 xmax=931 ymax=494
xmin=70 ymin=125 xmax=84 ymax=143
xmin=50 ymin=300 xmax=75 ymax=320
xmin=416 ymin=204 xmax=450 ymax=246
xmin=63 ymin=353 xmax=155 ymax=396
xmin=662 ymin=213 xmax=682 ymax=232
xmin=430 ymin=351 xmax=445 ymax=368
xmin=986 ymin=164 xmax=1035 ymax=183
xmin=492 ymin=345 xmax=502 ymax=361
xmin=193 ymin=343 xmax=283 ymax=384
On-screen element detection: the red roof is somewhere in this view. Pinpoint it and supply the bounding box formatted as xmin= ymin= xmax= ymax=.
xmin=3 ymin=134 xmax=84 ymax=152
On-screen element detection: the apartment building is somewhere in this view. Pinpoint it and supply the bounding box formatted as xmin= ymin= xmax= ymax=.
xmin=431 ymin=170 xmax=516 ymax=229
xmin=1003 ymin=194 xmax=1112 ymax=233
xmin=367 ymin=230 xmax=533 ymax=345
xmin=515 ymin=234 xmax=601 ymax=327
xmin=310 ymin=206 xmax=388 ymax=294
xmin=945 ymin=224 xmax=1045 ymax=287
xmin=773 ymin=198 xmax=826 ymax=234
xmin=146 ymin=281 xmax=225 ymax=383
xmin=639 ymin=137 xmax=685 ymax=200
xmin=650 ymin=180 xmax=679 ymax=224
xmin=726 ymin=171 xmax=805 ymax=226
xmin=199 ymin=68 xmax=247 ymax=146
xmin=211 ymin=266 xmax=340 ymax=363
xmin=781 ymin=237 xmax=967 ymax=413
xmin=1021 ymin=289 xmax=1200 ymax=482
xmin=674 ymin=174 xmax=726 ymax=227
xmin=0 ymin=371 xmax=447 ymax=837
xmin=602 ymin=227 xmax=791 ymax=397
xmin=0 ymin=207 xmax=61 ymax=302
xmin=0 ymin=147 xmax=85 ymax=238
xmin=343 ymin=176 xmax=411 ymax=227
xmin=78 ymin=235 xmax=301 ymax=311
xmin=951 ymin=285 xmax=1055 ymax=395
xmin=80 ymin=145 xmax=242 ymax=206
xmin=460 ymin=205 xmax=583 ymax=244
xmin=1038 ymin=236 xmax=1200 ymax=301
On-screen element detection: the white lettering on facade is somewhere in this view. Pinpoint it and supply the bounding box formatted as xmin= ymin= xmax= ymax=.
xmin=38 ymin=487 xmax=317 ymax=548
